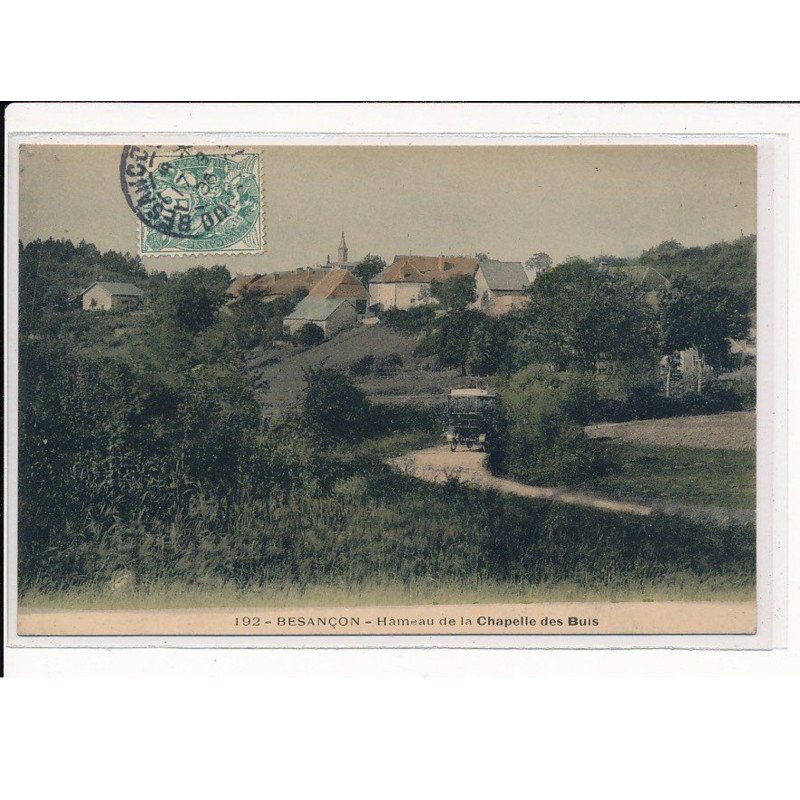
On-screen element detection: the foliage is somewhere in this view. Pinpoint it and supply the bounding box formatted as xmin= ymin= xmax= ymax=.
xmin=524 ymin=252 xmax=553 ymax=271
xmin=293 ymin=322 xmax=325 ymax=347
xmin=353 ymin=254 xmax=386 ymax=287
xmin=380 ymin=305 xmax=436 ymax=333
xmin=301 ymin=367 xmax=370 ymax=439
xmin=17 ymin=338 xmax=261 ymax=584
xmin=373 ymin=353 xmax=404 ymax=376
xmin=19 ymin=238 xmax=146 ymax=335
xmin=155 ymin=266 xmax=230 ymax=335
xmin=348 ymin=354 xmax=375 ymax=376
xmin=429 ymin=274 xmax=476 ymax=311
xmin=489 ymin=367 xmax=609 ymax=485
xmin=658 ymin=274 xmax=750 ymax=370
xmin=222 ymin=291 xmax=297 ymax=350
xmin=640 ymin=235 xmax=756 ymax=312
xmin=513 ymin=259 xmax=659 ymax=371
xmin=427 ymin=309 xmax=485 ymax=375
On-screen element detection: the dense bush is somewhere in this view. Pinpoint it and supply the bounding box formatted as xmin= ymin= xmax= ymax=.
xmin=348 ymin=354 xmax=375 ymax=376
xmin=18 ymin=339 xmax=262 ymax=585
xmin=592 ymin=375 xmax=755 ymax=422
xmin=490 ymin=367 xmax=608 ymax=485
xmin=301 ymin=367 xmax=370 ymax=439
xmin=380 ymin=305 xmax=436 ymax=333
xmin=374 ymin=353 xmax=404 ymax=376
xmin=293 ymin=322 xmax=325 ymax=347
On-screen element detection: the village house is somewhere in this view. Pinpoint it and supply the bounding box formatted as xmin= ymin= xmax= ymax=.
xmin=226 ymin=233 xmax=362 ymax=304
xmin=77 ymin=281 xmax=144 ymax=311
xmin=473 ymin=260 xmax=531 ymax=314
xmin=306 ymin=268 xmax=369 ymax=313
xmin=283 ymin=297 xmax=358 ymax=338
xmin=368 ymin=254 xmax=479 ymax=311
xmin=227 ymin=267 xmax=329 ymax=303
xmin=226 ymin=273 xmax=262 ymax=298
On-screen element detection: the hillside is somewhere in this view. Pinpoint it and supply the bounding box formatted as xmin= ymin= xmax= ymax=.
xmin=245 ymin=324 xmax=475 ymax=416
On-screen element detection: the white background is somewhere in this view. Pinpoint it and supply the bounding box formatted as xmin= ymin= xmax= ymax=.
xmin=2 ymin=6 xmax=799 ymax=798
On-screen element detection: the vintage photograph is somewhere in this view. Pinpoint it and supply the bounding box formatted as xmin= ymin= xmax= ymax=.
xmin=14 ymin=143 xmax=758 ymax=636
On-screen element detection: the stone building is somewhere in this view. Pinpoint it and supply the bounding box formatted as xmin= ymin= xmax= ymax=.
xmin=283 ymin=297 xmax=358 ymax=338
xmin=368 ymin=255 xmax=479 ymax=311
xmin=473 ymin=260 xmax=530 ymax=312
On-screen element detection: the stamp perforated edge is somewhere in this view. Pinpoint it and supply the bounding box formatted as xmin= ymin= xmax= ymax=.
xmin=135 ymin=149 xmax=267 ymax=258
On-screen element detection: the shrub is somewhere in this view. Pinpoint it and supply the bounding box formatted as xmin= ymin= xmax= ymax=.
xmin=492 ymin=369 xmax=608 ymax=486
xmin=374 ymin=353 xmax=404 ymax=376
xmin=381 ymin=305 xmax=436 ymax=333
xmin=301 ymin=367 xmax=370 ymax=439
xmin=705 ymin=379 xmax=756 ymax=412
xmin=348 ymin=354 xmax=375 ymax=377
xmin=293 ymin=322 xmax=325 ymax=347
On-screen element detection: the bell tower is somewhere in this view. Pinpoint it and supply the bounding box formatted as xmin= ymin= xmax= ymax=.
xmin=338 ymin=230 xmax=348 ymax=264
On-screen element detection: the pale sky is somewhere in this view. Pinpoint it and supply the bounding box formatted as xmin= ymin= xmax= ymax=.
xmin=18 ymin=144 xmax=756 ymax=275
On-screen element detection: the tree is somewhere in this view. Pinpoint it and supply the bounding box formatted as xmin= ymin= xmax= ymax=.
xmin=658 ymin=275 xmax=749 ymax=393
xmin=467 ymin=316 xmax=511 ymax=376
xmin=514 ymin=259 xmax=658 ymax=371
xmin=430 ymin=274 xmax=476 ymax=311
xmin=433 ymin=309 xmax=484 ymax=375
xmin=293 ymin=322 xmax=325 ymax=347
xmin=157 ymin=266 xmax=230 ymax=335
xmin=474 ymin=252 xmax=491 ymax=262
xmin=353 ymin=254 xmax=386 ymax=288
xmin=524 ymin=252 xmax=553 ymax=273
xmin=302 ymin=367 xmax=370 ymax=439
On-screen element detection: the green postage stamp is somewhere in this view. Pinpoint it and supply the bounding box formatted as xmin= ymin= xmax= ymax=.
xmin=120 ymin=145 xmax=264 ymax=256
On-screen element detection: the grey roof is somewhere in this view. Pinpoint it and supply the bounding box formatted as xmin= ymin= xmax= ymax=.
xmin=478 ymin=261 xmax=529 ymax=291
xmin=82 ymin=281 xmax=145 ymax=297
xmin=284 ymin=296 xmax=352 ymax=322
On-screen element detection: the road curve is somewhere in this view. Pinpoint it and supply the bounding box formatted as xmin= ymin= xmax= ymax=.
xmin=388 ymin=445 xmax=653 ymax=516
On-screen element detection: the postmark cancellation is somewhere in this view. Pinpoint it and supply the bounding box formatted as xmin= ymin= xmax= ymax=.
xmin=120 ymin=145 xmax=264 ymax=256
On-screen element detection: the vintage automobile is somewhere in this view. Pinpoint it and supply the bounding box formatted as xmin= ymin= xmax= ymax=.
xmin=444 ymin=387 xmax=499 ymax=452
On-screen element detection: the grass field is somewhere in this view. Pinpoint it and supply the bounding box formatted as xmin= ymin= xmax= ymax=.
xmin=585 ymin=441 xmax=756 ymax=511
xmin=20 ymin=572 xmax=756 ymax=611
xmin=246 ymin=324 xmax=473 ymax=415
xmin=585 ymin=411 xmax=756 ymax=451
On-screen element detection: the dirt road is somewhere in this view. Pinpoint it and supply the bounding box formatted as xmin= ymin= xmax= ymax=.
xmin=388 ymin=445 xmax=653 ymax=516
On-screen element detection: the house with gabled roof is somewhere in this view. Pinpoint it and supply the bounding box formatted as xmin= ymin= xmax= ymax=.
xmin=77 ymin=281 xmax=144 ymax=311
xmin=226 ymin=274 xmax=263 ymax=298
xmin=283 ymin=296 xmax=358 ymax=338
xmin=307 ymin=268 xmax=369 ymax=313
xmin=473 ymin=260 xmax=531 ymax=312
xmin=369 ymin=254 xmax=480 ymax=311
xmin=228 ymin=267 xmax=330 ymax=304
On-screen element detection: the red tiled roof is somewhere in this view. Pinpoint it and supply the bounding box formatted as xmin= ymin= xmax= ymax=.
xmin=308 ymin=268 xmax=368 ymax=300
xmin=373 ymin=255 xmax=479 ymax=284
xmin=248 ymin=268 xmax=329 ymax=297
xmin=226 ymin=274 xmax=262 ymax=297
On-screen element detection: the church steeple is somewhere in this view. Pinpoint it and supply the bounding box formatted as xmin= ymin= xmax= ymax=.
xmin=338 ymin=230 xmax=348 ymax=264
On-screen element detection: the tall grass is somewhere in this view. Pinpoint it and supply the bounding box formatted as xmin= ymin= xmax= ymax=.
xmin=22 ymin=462 xmax=756 ymax=597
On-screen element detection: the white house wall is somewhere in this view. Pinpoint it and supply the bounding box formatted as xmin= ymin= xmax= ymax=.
xmin=82 ymin=285 xmax=113 ymax=310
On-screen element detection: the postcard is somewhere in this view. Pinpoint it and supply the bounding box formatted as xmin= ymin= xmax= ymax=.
xmin=4 ymin=104 xmax=789 ymax=648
